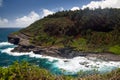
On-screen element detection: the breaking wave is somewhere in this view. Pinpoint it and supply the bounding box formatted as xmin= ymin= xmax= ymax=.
xmin=0 ymin=42 xmax=13 ymax=47
xmin=1 ymin=47 xmax=120 ymax=74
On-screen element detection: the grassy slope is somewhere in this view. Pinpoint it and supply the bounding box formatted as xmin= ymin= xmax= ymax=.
xmin=14 ymin=8 xmax=120 ymax=54
xmin=0 ymin=62 xmax=120 ymax=80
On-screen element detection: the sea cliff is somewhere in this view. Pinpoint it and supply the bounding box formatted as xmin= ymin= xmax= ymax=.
xmin=8 ymin=8 xmax=120 ymax=60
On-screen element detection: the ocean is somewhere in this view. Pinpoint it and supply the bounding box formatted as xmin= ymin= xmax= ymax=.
xmin=0 ymin=28 xmax=63 ymax=75
xmin=0 ymin=28 xmax=120 ymax=76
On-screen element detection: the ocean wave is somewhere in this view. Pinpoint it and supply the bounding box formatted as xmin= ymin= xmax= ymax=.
xmin=54 ymin=57 xmax=120 ymax=73
xmin=0 ymin=42 xmax=13 ymax=47
xmin=1 ymin=47 xmax=120 ymax=74
xmin=1 ymin=48 xmax=61 ymax=61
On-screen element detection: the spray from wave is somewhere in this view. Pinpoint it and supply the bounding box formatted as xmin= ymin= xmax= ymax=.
xmin=0 ymin=42 xmax=13 ymax=47
xmin=1 ymin=44 xmax=120 ymax=75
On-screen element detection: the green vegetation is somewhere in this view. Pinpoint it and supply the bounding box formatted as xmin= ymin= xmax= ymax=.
xmin=0 ymin=61 xmax=75 ymax=80
xmin=8 ymin=8 xmax=120 ymax=79
xmin=82 ymin=68 xmax=120 ymax=80
xmin=109 ymin=45 xmax=120 ymax=55
xmin=0 ymin=62 xmax=120 ymax=80
xmin=16 ymin=8 xmax=120 ymax=54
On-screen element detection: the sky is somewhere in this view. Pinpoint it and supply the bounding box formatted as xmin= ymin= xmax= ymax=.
xmin=0 ymin=0 xmax=120 ymax=28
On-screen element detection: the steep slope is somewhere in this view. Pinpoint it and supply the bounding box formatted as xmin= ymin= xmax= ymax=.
xmin=8 ymin=8 xmax=120 ymax=55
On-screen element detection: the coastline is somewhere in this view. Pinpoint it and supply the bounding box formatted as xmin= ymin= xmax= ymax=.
xmin=1 ymin=41 xmax=120 ymax=74
xmin=8 ymin=33 xmax=120 ymax=61
xmin=10 ymin=45 xmax=120 ymax=61
xmin=2 ymin=45 xmax=120 ymax=74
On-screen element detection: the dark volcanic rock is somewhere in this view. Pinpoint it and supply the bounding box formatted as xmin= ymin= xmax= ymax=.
xmin=11 ymin=44 xmax=36 ymax=52
xmin=8 ymin=33 xmax=31 ymax=46
xmin=8 ymin=34 xmax=120 ymax=61
xmin=8 ymin=34 xmax=20 ymax=45
xmin=11 ymin=45 xmax=87 ymax=59
xmin=32 ymin=48 xmax=44 ymax=54
xmin=11 ymin=46 xmax=31 ymax=52
xmin=58 ymin=47 xmax=87 ymax=58
xmin=9 ymin=44 xmax=120 ymax=61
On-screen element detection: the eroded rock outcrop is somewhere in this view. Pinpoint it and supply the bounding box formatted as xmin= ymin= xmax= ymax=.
xmin=8 ymin=33 xmax=120 ymax=61
xmin=7 ymin=34 xmax=87 ymax=58
xmin=8 ymin=34 xmax=20 ymax=45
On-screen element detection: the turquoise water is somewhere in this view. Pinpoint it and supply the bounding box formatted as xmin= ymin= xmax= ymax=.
xmin=0 ymin=28 xmax=62 ymax=75
xmin=0 ymin=28 xmax=20 ymax=41
xmin=0 ymin=28 xmax=120 ymax=76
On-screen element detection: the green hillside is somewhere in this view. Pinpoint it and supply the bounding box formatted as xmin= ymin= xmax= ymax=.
xmin=16 ymin=8 xmax=120 ymax=54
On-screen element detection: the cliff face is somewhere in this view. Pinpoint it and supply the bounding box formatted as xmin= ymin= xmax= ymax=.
xmin=8 ymin=8 xmax=120 ymax=55
xmin=8 ymin=33 xmax=31 ymax=46
xmin=8 ymin=34 xmax=20 ymax=45
xmin=8 ymin=33 xmax=37 ymax=52
xmin=7 ymin=33 xmax=88 ymax=58
xmin=7 ymin=33 xmax=120 ymax=61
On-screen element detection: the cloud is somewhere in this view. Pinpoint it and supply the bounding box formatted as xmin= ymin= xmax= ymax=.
xmin=15 ymin=9 xmax=54 ymax=27
xmin=71 ymin=7 xmax=80 ymax=11
xmin=0 ymin=8 xmax=55 ymax=28
xmin=42 ymin=9 xmax=54 ymax=17
xmin=0 ymin=0 xmax=3 ymax=7
xmin=82 ymin=0 xmax=120 ymax=9
xmin=52 ymin=7 xmax=64 ymax=12
xmin=60 ymin=7 xmax=64 ymax=11
xmin=0 ymin=9 xmax=55 ymax=28
xmin=0 ymin=18 xmax=8 ymax=26
xmin=15 ymin=11 xmax=40 ymax=27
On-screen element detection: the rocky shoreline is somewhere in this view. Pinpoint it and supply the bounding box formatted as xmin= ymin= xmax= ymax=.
xmin=8 ymin=33 xmax=120 ymax=61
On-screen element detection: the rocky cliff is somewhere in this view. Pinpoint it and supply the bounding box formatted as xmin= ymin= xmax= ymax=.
xmin=8 ymin=33 xmax=87 ymax=58
xmin=8 ymin=33 xmax=120 ymax=61
xmin=7 ymin=8 xmax=120 ymax=60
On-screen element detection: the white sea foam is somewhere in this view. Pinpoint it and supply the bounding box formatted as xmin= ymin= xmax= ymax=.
xmin=1 ymin=48 xmax=61 ymax=61
xmin=1 ymin=48 xmax=33 ymax=56
xmin=0 ymin=42 xmax=13 ymax=47
xmin=1 ymin=47 xmax=120 ymax=74
xmin=54 ymin=57 xmax=120 ymax=73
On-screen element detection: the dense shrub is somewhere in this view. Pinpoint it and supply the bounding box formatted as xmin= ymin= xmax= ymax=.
xmin=0 ymin=62 xmax=120 ymax=80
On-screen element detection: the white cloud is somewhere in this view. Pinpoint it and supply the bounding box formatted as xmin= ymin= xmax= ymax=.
xmin=71 ymin=7 xmax=80 ymax=11
xmin=0 ymin=18 xmax=8 ymax=26
xmin=0 ymin=8 xmax=56 ymax=28
xmin=0 ymin=9 xmax=55 ymax=28
xmin=52 ymin=7 xmax=64 ymax=12
xmin=42 ymin=9 xmax=54 ymax=17
xmin=60 ymin=7 xmax=64 ymax=11
xmin=15 ymin=11 xmax=40 ymax=27
xmin=0 ymin=0 xmax=3 ymax=7
xmin=15 ymin=9 xmax=54 ymax=27
xmin=82 ymin=0 xmax=120 ymax=9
